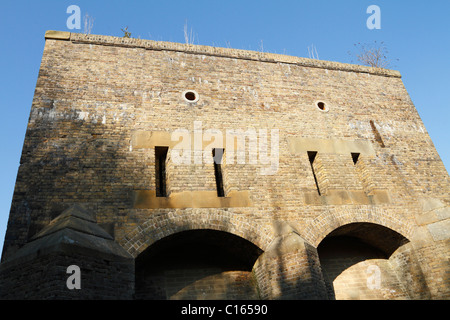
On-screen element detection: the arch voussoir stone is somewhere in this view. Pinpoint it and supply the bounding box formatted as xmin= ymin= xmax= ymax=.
xmin=304 ymin=206 xmax=415 ymax=248
xmin=119 ymin=210 xmax=274 ymax=258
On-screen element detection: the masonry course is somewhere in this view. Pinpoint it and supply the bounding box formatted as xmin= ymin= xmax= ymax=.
xmin=0 ymin=30 xmax=448 ymax=300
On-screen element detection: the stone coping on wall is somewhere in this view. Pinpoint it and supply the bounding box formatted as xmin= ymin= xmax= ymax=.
xmin=44 ymin=30 xmax=402 ymax=78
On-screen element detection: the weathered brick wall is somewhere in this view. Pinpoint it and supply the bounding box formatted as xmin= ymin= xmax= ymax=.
xmin=0 ymin=251 xmax=134 ymax=300
xmin=330 ymin=259 xmax=408 ymax=300
xmin=169 ymin=271 xmax=258 ymax=300
xmin=1 ymin=31 xmax=449 ymax=299
xmin=136 ymin=268 xmax=258 ymax=300
xmin=253 ymin=233 xmax=328 ymax=299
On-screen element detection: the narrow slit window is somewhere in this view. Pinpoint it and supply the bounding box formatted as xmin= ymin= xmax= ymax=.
xmin=308 ymin=151 xmax=321 ymax=196
xmin=213 ymin=148 xmax=225 ymax=197
xmin=155 ymin=146 xmax=168 ymax=197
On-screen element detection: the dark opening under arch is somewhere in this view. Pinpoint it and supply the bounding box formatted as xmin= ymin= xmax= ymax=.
xmin=320 ymin=222 xmax=409 ymax=257
xmin=317 ymin=222 xmax=410 ymax=300
xmin=135 ymin=229 xmax=263 ymax=300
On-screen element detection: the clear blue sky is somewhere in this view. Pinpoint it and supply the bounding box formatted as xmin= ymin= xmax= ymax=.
xmin=0 ymin=0 xmax=449 ymax=252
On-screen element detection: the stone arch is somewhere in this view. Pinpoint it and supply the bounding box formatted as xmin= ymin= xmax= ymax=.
xmin=303 ymin=207 xmax=425 ymax=300
xmin=315 ymin=220 xmax=427 ymax=300
xmin=134 ymin=228 xmax=264 ymax=299
xmin=119 ymin=210 xmax=273 ymax=258
xmin=303 ymin=206 xmax=415 ymax=248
